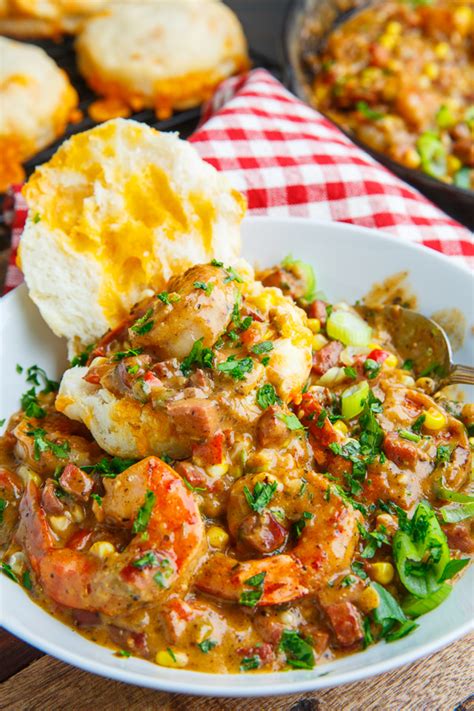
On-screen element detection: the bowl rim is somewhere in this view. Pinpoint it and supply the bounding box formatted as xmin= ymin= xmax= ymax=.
xmin=1 ymin=215 xmax=473 ymax=697
xmin=281 ymin=0 xmax=474 ymax=201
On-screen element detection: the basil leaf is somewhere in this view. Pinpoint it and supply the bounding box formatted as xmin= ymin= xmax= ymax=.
xmin=279 ymin=630 xmax=315 ymax=670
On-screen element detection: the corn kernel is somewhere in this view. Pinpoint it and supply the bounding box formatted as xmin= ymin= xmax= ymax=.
xmin=468 ymin=437 xmax=474 ymax=450
xmin=308 ymin=318 xmax=321 ymax=334
xmin=359 ymin=585 xmax=380 ymax=613
xmin=382 ymin=353 xmax=398 ymax=369
xmin=453 ymin=6 xmax=473 ymax=35
xmin=371 ymin=562 xmax=395 ymax=585
xmin=403 ymin=148 xmax=421 ymax=169
xmin=156 ymin=649 xmax=189 ymax=668
xmin=207 ymin=526 xmax=229 ymax=550
xmin=447 ymin=155 xmax=462 ymax=174
xmin=379 ymin=34 xmax=396 ymax=50
xmin=423 ymin=407 xmax=447 ymax=431
xmin=89 ymin=541 xmax=116 ymax=559
xmin=423 ymin=62 xmax=439 ymax=81
xmin=386 ymin=20 xmax=402 ymax=35
xmin=435 ymin=42 xmax=450 ymax=59
xmin=312 ymin=334 xmax=328 ymax=351
xmin=207 ymin=462 xmax=229 ymax=479
xmin=71 ymin=503 xmax=85 ymax=523
xmin=252 ymin=292 xmax=273 ymax=314
xmin=49 ymin=515 xmax=71 ymax=534
xmin=415 ymin=377 xmax=435 ymax=394
xmin=333 ymin=420 xmax=348 ymax=436
xmin=368 ymin=342 xmax=380 ymax=350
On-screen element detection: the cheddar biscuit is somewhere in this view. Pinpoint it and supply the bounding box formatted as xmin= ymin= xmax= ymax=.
xmin=76 ymin=0 xmax=249 ymax=118
xmin=19 ymin=118 xmax=246 ymax=355
xmin=0 ymin=0 xmax=109 ymax=37
xmin=0 ymin=37 xmax=78 ymax=190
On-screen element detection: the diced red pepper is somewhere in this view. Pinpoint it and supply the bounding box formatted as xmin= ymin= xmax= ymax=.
xmin=367 ymin=349 xmax=389 ymax=364
xmin=192 ymin=431 xmax=226 ymax=467
xmin=143 ymin=371 xmax=161 ymax=386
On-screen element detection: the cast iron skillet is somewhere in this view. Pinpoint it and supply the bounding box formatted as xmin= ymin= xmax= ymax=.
xmin=283 ymin=0 xmax=474 ymax=229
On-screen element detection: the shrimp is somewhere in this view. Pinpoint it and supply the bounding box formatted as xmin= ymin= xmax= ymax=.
xmin=128 ymin=264 xmax=237 ymax=359
xmin=16 ymin=457 xmax=205 ymax=616
xmin=195 ymin=470 xmax=361 ymax=606
xmin=12 ymin=413 xmax=103 ymax=477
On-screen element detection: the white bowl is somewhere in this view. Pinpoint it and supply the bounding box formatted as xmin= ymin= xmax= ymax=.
xmin=1 ymin=217 xmax=473 ymax=697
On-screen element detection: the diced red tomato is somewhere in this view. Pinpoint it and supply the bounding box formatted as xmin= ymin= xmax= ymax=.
xmin=367 ymin=349 xmax=389 ymax=364
xmin=143 ymin=371 xmax=161 ymax=386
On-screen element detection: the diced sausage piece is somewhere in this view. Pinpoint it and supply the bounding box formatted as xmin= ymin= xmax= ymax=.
xmin=72 ymin=609 xmax=101 ymax=628
xmin=237 ymin=643 xmax=274 ymax=665
xmin=108 ymin=626 xmax=150 ymax=659
xmin=307 ymin=299 xmax=328 ymax=326
xmin=300 ymin=393 xmax=340 ymax=448
xmin=325 ymin=602 xmax=364 ymax=647
xmin=256 ymin=406 xmax=289 ymax=448
xmin=41 ymin=478 xmax=66 ymax=515
xmin=174 ymin=461 xmax=208 ymax=489
xmin=192 ymin=431 xmax=226 ymax=467
xmin=260 ymin=267 xmax=306 ymax=302
xmin=312 ymin=340 xmax=344 ymax=376
xmin=444 ymin=522 xmax=474 ymax=554
xmin=238 ymin=511 xmax=288 ymax=554
xmin=59 ymin=463 xmax=94 ymax=501
xmin=254 ymin=611 xmax=286 ymax=645
xmin=383 ymin=432 xmax=418 ymax=469
xmin=167 ymin=398 xmax=219 ymax=441
xmin=67 ymin=528 xmax=93 ymax=551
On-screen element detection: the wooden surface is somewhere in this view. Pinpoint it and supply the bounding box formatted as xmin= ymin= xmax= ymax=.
xmin=1 ymin=1 xmax=473 ymax=708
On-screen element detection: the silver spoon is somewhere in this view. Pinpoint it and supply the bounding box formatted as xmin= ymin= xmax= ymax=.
xmin=356 ymin=305 xmax=474 ymax=387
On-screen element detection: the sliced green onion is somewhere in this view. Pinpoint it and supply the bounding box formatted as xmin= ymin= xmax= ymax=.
xmin=341 ymin=380 xmax=369 ymax=420
xmin=453 ymin=167 xmax=470 ymax=190
xmin=440 ymin=502 xmax=474 ymax=523
xmin=281 ymin=255 xmax=317 ymax=304
xmin=399 ymin=429 xmax=421 ymax=443
xmin=326 ymin=310 xmax=372 ymax=347
xmin=435 ymin=105 xmax=454 ymax=129
xmin=402 ymin=583 xmax=452 ymax=618
xmin=439 ymin=558 xmax=470 ymax=582
xmin=416 ymin=132 xmax=447 ymax=179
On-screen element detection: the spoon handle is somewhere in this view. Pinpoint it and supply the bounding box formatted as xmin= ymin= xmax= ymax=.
xmin=449 ymin=364 xmax=474 ymax=386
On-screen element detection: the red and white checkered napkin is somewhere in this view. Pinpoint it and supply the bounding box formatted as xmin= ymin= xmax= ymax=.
xmin=3 ymin=68 xmax=473 ymax=293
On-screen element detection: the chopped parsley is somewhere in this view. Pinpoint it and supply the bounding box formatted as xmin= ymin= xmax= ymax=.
xmin=0 ymin=418 xmax=5 ymax=427
xmin=181 ymin=338 xmax=214 ymax=376
xmin=292 ymin=511 xmax=314 ymax=539
xmin=277 ymin=412 xmax=305 ymax=431
xmin=132 ymin=551 xmax=159 ymax=569
xmin=1 ymin=562 xmax=19 ymax=583
xmin=344 ymin=366 xmax=357 ymax=380
xmin=316 ymin=409 xmax=328 ymax=428
xmin=211 ymin=259 xmax=224 ymax=267
xmin=22 ymin=570 xmax=33 ymax=590
xmin=116 ymin=650 xmax=131 ymax=658
xmin=198 ymin=639 xmax=217 ymax=654
xmin=243 ymin=480 xmax=277 ymax=513
xmin=112 ymin=348 xmax=143 ymax=361
xmin=20 ymin=387 xmax=45 ymax=419
xmin=130 ymin=308 xmax=154 ymax=335
xmin=358 ymin=523 xmax=390 ymax=559
xmin=83 ymin=457 xmax=137 ymax=478
xmin=23 ymin=364 xmax=59 ymax=392
xmin=70 ymin=344 xmax=94 ymax=367
xmin=230 ymin=292 xmax=252 ymax=333
xmin=217 ymin=355 xmax=253 ymax=380
xmin=351 ymin=560 xmax=368 ymax=580
xmin=223 ymin=266 xmax=244 ymax=284
xmin=240 ymin=656 xmax=260 ymax=671
xmin=436 ymin=444 xmax=452 ymax=464
xmin=182 ymin=477 xmax=206 ymax=493
xmin=91 ymin=493 xmax=102 ymax=506
xmin=402 ymin=359 xmax=414 ymax=371
xmin=412 ymin=414 xmax=426 ymax=434
xmin=419 ymin=362 xmax=445 ymax=378
xmin=256 ymin=383 xmax=280 ymax=410
xmin=251 ymin=341 xmax=274 ymax=355
xmin=363 ymin=358 xmax=381 ymax=380
xmin=26 ymin=428 xmax=70 ymax=461
xmin=32 ymin=213 xmax=41 ymax=224
xmin=279 ymin=630 xmax=315 ymax=670
xmin=239 ymin=571 xmax=266 ymax=607
xmin=132 ymin=490 xmax=156 ymax=534
xmin=156 ymin=291 xmax=180 ymax=305
xmin=356 ymin=101 xmax=384 ymax=120
xmin=153 ymin=559 xmax=173 ymax=588
xmin=193 ymin=281 xmax=215 ymax=296
xmin=0 ymin=498 xmax=6 ymax=523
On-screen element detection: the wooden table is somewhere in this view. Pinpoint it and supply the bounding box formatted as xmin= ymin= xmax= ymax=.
xmin=1 ymin=1 xmax=474 ymax=707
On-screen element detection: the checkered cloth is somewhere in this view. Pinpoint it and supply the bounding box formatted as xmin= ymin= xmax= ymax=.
xmin=3 ymin=69 xmax=473 ymax=293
